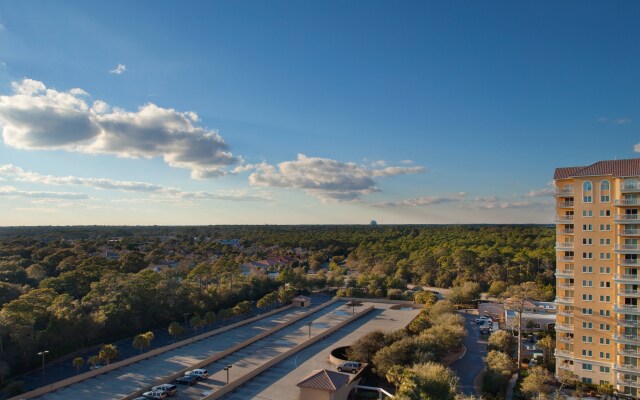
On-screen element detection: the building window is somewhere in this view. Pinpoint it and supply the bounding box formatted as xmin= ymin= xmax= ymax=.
xmin=599 ymin=252 xmax=611 ymax=260
xmin=582 ymin=252 xmax=593 ymax=259
xmin=582 ymin=308 xmax=593 ymax=314
xmin=599 ymin=323 xmax=611 ymax=331
xmin=601 ymin=180 xmax=610 ymax=191
xmin=599 ymin=281 xmax=611 ymax=288
xmin=582 ymin=364 xmax=593 ymax=371
xmin=601 ymin=195 xmax=610 ymax=202
xmin=582 ymin=335 xmax=593 ymax=343
xmin=582 ymin=266 xmax=593 ymax=273
xmin=582 ymin=322 xmax=593 ymax=329
xmin=599 ymin=338 xmax=610 ymax=345
xmin=582 ymin=280 xmax=593 ymax=287
xmin=583 ymin=238 xmax=593 ymax=245
xmin=582 ymin=349 xmax=593 ymax=357
xmin=599 ymin=352 xmax=610 ymax=359
xmin=582 ymin=224 xmax=593 ymax=231
xmin=599 ymin=310 xmax=610 ymax=317
xmin=598 ymin=295 xmax=611 ymax=302
xmin=583 ymin=210 xmax=593 ymax=217
xmin=582 ymin=294 xmax=593 ymax=301
xmin=599 ymin=266 xmax=610 ymax=273
xmin=599 ymin=210 xmax=611 ymax=217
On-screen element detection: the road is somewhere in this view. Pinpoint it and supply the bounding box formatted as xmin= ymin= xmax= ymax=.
xmin=450 ymin=311 xmax=488 ymax=396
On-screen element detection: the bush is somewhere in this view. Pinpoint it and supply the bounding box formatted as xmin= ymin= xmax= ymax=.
xmin=6 ymin=381 xmax=24 ymax=396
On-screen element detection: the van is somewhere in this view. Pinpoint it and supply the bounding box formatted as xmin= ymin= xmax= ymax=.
xmin=185 ymin=369 xmax=208 ymax=380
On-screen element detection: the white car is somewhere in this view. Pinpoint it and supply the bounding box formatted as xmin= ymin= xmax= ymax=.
xmin=475 ymin=316 xmax=491 ymax=324
xmin=143 ymin=391 xmax=168 ymax=400
xmin=151 ymin=384 xmax=177 ymax=396
xmin=185 ymin=368 xmax=209 ymax=380
xmin=337 ymin=361 xmax=361 ymax=373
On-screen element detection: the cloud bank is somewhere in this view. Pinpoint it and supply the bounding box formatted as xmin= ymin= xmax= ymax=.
xmin=0 ymin=79 xmax=238 ymax=178
xmin=248 ymin=154 xmax=424 ymax=201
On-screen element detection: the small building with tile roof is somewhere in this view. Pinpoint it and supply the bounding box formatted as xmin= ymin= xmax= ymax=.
xmin=292 ymin=295 xmax=312 ymax=308
xmin=296 ymin=369 xmax=351 ymax=400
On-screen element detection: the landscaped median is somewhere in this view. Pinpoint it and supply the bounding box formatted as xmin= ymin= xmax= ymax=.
xmin=202 ymin=304 xmax=375 ymax=400
xmin=8 ymin=303 xmax=300 ymax=400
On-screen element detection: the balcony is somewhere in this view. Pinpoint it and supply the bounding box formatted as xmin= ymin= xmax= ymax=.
xmin=615 ymin=244 xmax=640 ymax=254
xmin=621 ymin=183 xmax=640 ymax=193
xmin=616 ymin=199 xmax=640 ymax=206
xmin=558 ymin=256 xmax=575 ymax=263
xmin=555 ymin=188 xmax=574 ymax=196
xmin=555 ymin=269 xmax=575 ymax=278
xmin=555 ymin=349 xmax=573 ymax=357
xmin=615 ymin=214 xmax=640 ymax=224
xmin=619 ymin=290 xmax=640 ymax=298
xmin=619 ymin=229 xmax=640 ymax=237
xmin=558 ymin=201 xmax=575 ymax=208
xmin=555 ymin=297 xmax=575 ymax=305
xmin=558 ymin=310 xmax=574 ymax=317
xmin=614 ymin=274 xmax=640 ymax=283
xmin=619 ymin=259 xmax=640 ymax=268
xmin=556 ymin=242 xmax=575 ymax=251
xmin=555 ymin=215 xmax=575 ymax=223
xmin=614 ymin=334 xmax=640 ymax=345
xmin=558 ymin=336 xmax=574 ymax=344
xmin=559 ymin=228 xmax=575 ymax=236
xmin=558 ymin=363 xmax=574 ymax=371
xmin=618 ymin=319 xmax=640 ymax=328
xmin=614 ymin=304 xmax=640 ymax=315
xmin=618 ymin=348 xmax=640 ymax=357
xmin=555 ymin=322 xmax=574 ymax=332
xmin=615 ymin=364 xmax=640 ymax=374
xmin=617 ymin=378 xmax=640 ymax=389
xmin=557 ymin=283 xmax=575 ymax=290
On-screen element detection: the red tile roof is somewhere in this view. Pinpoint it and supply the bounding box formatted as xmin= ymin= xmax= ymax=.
xmin=554 ymin=159 xmax=640 ymax=180
xmin=297 ymin=369 xmax=349 ymax=391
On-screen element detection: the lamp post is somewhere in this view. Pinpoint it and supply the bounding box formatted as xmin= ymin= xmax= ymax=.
xmin=306 ymin=322 xmax=312 ymax=339
xmin=37 ymin=350 xmax=49 ymax=382
xmin=223 ymin=364 xmax=232 ymax=384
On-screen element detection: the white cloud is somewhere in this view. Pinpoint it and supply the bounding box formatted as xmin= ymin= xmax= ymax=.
xmin=522 ymin=182 xmax=555 ymax=197
xmin=371 ymin=160 xmax=386 ymax=167
xmin=0 ymin=79 xmax=238 ymax=178
xmin=635 ymin=143 xmax=640 ymax=153
xmin=249 ymin=154 xmax=424 ymax=201
xmin=109 ymin=64 xmax=127 ymax=74
xmin=459 ymin=196 xmax=550 ymax=210
xmin=0 ymin=185 xmax=88 ymax=200
xmin=0 ymin=163 xmax=268 ymax=202
xmin=371 ymin=192 xmax=466 ymax=208
xmin=399 ymin=160 xmax=414 ymax=164
xmin=598 ymin=116 xmax=631 ymax=125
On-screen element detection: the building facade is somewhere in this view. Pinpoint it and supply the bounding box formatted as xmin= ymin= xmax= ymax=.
xmin=554 ymin=159 xmax=640 ymax=397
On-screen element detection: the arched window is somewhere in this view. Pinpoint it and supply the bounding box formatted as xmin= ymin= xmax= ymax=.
xmin=583 ymin=181 xmax=593 ymax=203
xmin=600 ymin=180 xmax=610 ymax=191
xmin=600 ymin=180 xmax=610 ymax=202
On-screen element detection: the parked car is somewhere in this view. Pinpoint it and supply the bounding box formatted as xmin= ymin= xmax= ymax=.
xmin=475 ymin=316 xmax=491 ymax=324
xmin=143 ymin=391 xmax=168 ymax=400
xmin=151 ymin=384 xmax=177 ymax=396
xmin=185 ymin=369 xmax=208 ymax=380
xmin=175 ymin=375 xmax=198 ymax=386
xmin=337 ymin=361 xmax=361 ymax=373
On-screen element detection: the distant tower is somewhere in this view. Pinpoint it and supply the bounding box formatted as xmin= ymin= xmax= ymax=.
xmin=370 ymin=220 xmax=378 ymax=226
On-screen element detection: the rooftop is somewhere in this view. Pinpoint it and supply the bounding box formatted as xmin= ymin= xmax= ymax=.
xmin=296 ymin=369 xmax=349 ymax=392
xmin=555 ymin=158 xmax=640 ymax=180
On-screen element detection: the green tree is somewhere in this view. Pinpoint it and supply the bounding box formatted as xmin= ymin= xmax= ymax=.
xmin=501 ymin=282 xmax=543 ymax=368
xmin=521 ymin=366 xmax=553 ymax=399
xmin=413 ymin=291 xmax=437 ymax=306
xmin=168 ymin=321 xmax=184 ymax=340
xmin=487 ymin=330 xmax=515 ymax=354
xmin=204 ymin=311 xmax=217 ymax=326
xmin=386 ymin=365 xmax=405 ymax=392
xmin=133 ymin=334 xmax=150 ymax=353
xmin=72 ymin=357 xmax=84 ymax=374
xmin=87 ymin=355 xmax=100 ymax=369
xmin=98 ymin=344 xmax=118 ymax=366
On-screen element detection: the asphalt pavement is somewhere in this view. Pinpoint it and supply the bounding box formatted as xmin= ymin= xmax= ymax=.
xmin=450 ymin=310 xmax=488 ymax=396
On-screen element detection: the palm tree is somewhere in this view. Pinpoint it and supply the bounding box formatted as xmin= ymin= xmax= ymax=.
xmin=132 ymin=334 xmax=149 ymax=353
xmin=87 ymin=355 xmax=100 ymax=369
xmin=142 ymin=331 xmax=155 ymax=350
xmin=168 ymin=321 xmax=184 ymax=341
xmin=98 ymin=344 xmax=118 ymax=366
xmin=72 ymin=357 xmax=84 ymax=374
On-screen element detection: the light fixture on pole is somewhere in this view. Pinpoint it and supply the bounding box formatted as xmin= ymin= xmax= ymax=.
xmin=223 ymin=364 xmax=233 ymax=384
xmin=37 ymin=350 xmax=50 ymax=382
xmin=306 ymin=322 xmax=312 ymax=339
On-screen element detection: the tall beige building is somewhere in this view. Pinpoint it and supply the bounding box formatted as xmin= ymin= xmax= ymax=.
xmin=555 ymin=159 xmax=639 ymax=397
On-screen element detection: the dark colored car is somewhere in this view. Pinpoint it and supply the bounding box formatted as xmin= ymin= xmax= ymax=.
xmin=175 ymin=375 xmax=198 ymax=386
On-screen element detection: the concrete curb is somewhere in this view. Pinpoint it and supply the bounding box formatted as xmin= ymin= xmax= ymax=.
xmin=458 ymin=344 xmax=468 ymax=360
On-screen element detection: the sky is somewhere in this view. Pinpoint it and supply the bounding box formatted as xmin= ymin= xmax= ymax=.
xmin=0 ymin=1 xmax=638 ymax=225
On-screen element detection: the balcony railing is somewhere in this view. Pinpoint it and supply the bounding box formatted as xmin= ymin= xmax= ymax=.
xmin=556 ymin=349 xmax=573 ymax=357
xmin=558 ymin=284 xmax=575 ymax=290
xmin=558 ymin=337 xmax=574 ymax=344
xmin=555 ymin=322 xmax=574 ymax=331
xmin=615 ymin=244 xmax=640 ymax=253
xmin=555 ymin=188 xmax=574 ymax=196
xmin=614 ymin=334 xmax=640 ymax=344
xmin=558 ymin=363 xmax=573 ymax=371
xmin=559 ymin=228 xmax=575 ymax=235
xmin=621 ymin=183 xmax=640 ymax=193
xmin=555 ymin=269 xmax=575 ymax=277
xmin=555 ymin=297 xmax=575 ymax=305
xmin=558 ymin=201 xmax=575 ymax=208
xmin=618 ymin=348 xmax=640 ymax=357
xmin=619 ymin=259 xmax=640 ymax=266
xmin=618 ymin=318 xmax=640 ymax=328
xmin=558 ymin=256 xmax=575 ymax=262
xmin=615 ymin=214 xmax=640 ymax=223
xmin=614 ymin=304 xmax=640 ymax=314
xmin=619 ymin=229 xmax=640 ymax=236
xmin=619 ymin=290 xmax=640 ymax=297
xmin=558 ymin=310 xmax=574 ymax=317
xmin=615 ymin=364 xmax=640 ymax=374
xmin=614 ymin=273 xmax=640 ymax=282
xmin=616 ymin=199 xmax=640 ymax=206
xmin=555 ymin=215 xmax=575 ymax=223
xmin=556 ymin=242 xmax=575 ymax=250
xmin=617 ymin=378 xmax=640 ymax=389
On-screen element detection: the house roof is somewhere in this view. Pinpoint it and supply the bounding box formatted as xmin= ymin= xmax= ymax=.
xmin=292 ymin=295 xmax=311 ymax=301
xmin=554 ymin=159 xmax=640 ymax=180
xmin=296 ymin=370 xmax=349 ymax=392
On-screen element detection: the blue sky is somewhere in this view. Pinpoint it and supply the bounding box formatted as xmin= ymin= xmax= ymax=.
xmin=0 ymin=1 xmax=638 ymax=225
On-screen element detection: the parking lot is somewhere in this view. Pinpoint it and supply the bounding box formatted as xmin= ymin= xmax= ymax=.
xmin=31 ymin=304 xmax=320 ymax=400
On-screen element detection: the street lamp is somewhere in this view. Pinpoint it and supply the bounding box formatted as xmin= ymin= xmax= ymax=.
xmin=306 ymin=322 xmax=312 ymax=339
xmin=37 ymin=350 xmax=49 ymax=382
xmin=223 ymin=364 xmax=232 ymax=384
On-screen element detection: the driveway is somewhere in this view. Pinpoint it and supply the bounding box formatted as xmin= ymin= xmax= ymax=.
xmin=450 ymin=310 xmax=488 ymax=396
